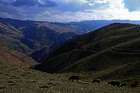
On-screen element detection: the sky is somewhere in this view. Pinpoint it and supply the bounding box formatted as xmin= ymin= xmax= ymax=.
xmin=0 ymin=0 xmax=140 ymax=22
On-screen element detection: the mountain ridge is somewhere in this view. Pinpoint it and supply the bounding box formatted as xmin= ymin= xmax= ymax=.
xmin=0 ymin=17 xmax=78 ymax=62
xmin=35 ymin=23 xmax=140 ymax=80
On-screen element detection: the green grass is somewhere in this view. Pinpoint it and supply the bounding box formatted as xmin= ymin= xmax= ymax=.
xmin=0 ymin=61 xmax=139 ymax=93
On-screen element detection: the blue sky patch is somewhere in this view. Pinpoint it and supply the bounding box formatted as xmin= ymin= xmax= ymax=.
xmin=124 ymin=0 xmax=140 ymax=11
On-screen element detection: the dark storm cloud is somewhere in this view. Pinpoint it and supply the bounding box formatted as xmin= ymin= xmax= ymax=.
xmin=0 ymin=0 xmax=57 ymax=20
xmin=12 ymin=0 xmax=37 ymax=6
xmin=0 ymin=2 xmax=24 ymax=19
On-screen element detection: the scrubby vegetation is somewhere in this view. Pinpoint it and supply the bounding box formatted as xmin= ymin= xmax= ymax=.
xmin=0 ymin=61 xmax=139 ymax=93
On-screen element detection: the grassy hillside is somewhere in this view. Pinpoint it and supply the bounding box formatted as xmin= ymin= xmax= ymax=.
xmin=0 ymin=60 xmax=139 ymax=93
xmin=0 ymin=23 xmax=140 ymax=93
xmin=35 ymin=23 xmax=140 ymax=80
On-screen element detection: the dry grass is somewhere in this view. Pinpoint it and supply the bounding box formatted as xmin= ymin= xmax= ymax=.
xmin=0 ymin=61 xmax=139 ymax=93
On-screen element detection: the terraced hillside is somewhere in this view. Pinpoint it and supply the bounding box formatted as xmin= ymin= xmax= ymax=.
xmin=36 ymin=23 xmax=140 ymax=80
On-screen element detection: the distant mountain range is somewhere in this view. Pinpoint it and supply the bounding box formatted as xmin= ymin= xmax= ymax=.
xmin=65 ymin=20 xmax=140 ymax=33
xmin=1 ymin=17 xmax=140 ymax=63
xmin=35 ymin=23 xmax=140 ymax=80
xmin=0 ymin=18 xmax=78 ymax=61
xmin=0 ymin=18 xmax=78 ymax=51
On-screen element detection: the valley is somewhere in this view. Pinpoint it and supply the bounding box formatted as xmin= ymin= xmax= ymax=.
xmin=0 ymin=18 xmax=140 ymax=93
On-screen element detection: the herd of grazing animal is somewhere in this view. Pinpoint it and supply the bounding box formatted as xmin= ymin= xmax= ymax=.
xmin=68 ymin=76 xmax=139 ymax=88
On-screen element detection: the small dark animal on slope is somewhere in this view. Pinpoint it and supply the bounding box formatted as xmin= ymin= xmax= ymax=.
xmin=108 ymin=81 xmax=121 ymax=87
xmin=69 ymin=76 xmax=80 ymax=82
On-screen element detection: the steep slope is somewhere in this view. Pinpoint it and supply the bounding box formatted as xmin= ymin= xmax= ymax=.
xmin=35 ymin=23 xmax=140 ymax=79
xmin=0 ymin=46 xmax=37 ymax=67
xmin=0 ymin=22 xmax=32 ymax=54
xmin=0 ymin=18 xmax=77 ymax=52
xmin=0 ymin=22 xmax=37 ymax=67
xmin=0 ymin=18 xmax=77 ymax=62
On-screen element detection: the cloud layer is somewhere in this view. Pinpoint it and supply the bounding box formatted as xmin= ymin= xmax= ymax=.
xmin=0 ymin=0 xmax=140 ymax=22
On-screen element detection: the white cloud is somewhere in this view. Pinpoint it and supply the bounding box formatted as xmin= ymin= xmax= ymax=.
xmin=38 ymin=0 xmax=140 ymax=22
xmin=49 ymin=0 xmax=88 ymax=5
xmin=97 ymin=0 xmax=140 ymax=20
xmin=89 ymin=0 xmax=111 ymax=4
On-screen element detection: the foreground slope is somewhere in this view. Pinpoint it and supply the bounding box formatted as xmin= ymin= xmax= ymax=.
xmin=1 ymin=60 xmax=140 ymax=93
xmin=35 ymin=23 xmax=140 ymax=80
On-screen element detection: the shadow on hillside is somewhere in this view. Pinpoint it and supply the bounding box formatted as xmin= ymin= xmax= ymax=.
xmin=32 ymin=64 xmax=54 ymax=73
